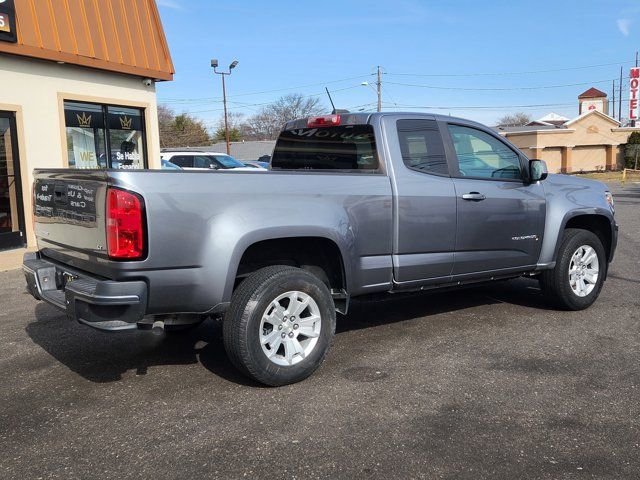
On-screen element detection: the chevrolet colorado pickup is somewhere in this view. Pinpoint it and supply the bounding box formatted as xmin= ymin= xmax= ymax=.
xmin=24 ymin=112 xmax=618 ymax=386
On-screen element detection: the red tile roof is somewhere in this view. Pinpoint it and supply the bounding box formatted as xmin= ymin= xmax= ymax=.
xmin=578 ymin=87 xmax=607 ymax=99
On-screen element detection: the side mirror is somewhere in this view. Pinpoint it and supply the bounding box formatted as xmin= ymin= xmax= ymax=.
xmin=208 ymin=164 xmax=219 ymax=170
xmin=529 ymin=159 xmax=548 ymax=182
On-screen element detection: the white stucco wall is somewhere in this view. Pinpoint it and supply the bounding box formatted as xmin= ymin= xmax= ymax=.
xmin=0 ymin=54 xmax=162 ymax=260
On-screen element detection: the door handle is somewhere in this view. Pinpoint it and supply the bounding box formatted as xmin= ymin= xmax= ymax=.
xmin=462 ymin=192 xmax=486 ymax=202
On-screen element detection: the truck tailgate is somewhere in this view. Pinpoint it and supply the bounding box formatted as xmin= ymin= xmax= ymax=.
xmin=34 ymin=170 xmax=110 ymax=264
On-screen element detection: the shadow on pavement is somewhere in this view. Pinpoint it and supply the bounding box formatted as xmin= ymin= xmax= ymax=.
xmin=25 ymin=277 xmax=552 ymax=385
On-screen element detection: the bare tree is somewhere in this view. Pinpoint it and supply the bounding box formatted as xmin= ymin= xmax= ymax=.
xmin=496 ymin=112 xmax=532 ymax=127
xmin=242 ymin=94 xmax=326 ymax=140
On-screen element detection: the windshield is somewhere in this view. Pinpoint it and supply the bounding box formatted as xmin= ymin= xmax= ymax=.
xmin=210 ymin=155 xmax=245 ymax=168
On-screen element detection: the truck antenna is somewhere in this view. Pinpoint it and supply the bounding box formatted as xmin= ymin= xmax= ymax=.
xmin=325 ymin=87 xmax=337 ymax=114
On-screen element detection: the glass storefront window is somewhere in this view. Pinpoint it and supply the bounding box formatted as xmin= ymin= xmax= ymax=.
xmin=63 ymin=101 xmax=147 ymax=169
xmin=0 ymin=112 xmax=25 ymax=251
xmin=107 ymin=106 xmax=145 ymax=169
xmin=64 ymin=102 xmax=106 ymax=169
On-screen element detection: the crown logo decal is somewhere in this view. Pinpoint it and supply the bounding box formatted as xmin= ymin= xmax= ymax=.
xmin=76 ymin=112 xmax=92 ymax=127
xmin=119 ymin=115 xmax=132 ymax=129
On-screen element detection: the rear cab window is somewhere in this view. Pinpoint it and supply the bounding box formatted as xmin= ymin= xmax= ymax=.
xmin=397 ymin=119 xmax=449 ymax=176
xmin=271 ymin=124 xmax=379 ymax=172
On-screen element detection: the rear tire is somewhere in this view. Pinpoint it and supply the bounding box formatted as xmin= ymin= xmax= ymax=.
xmin=540 ymin=228 xmax=606 ymax=310
xmin=223 ymin=266 xmax=336 ymax=386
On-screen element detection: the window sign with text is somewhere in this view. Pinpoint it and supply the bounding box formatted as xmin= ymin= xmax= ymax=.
xmin=63 ymin=101 xmax=147 ymax=170
xmin=0 ymin=0 xmax=17 ymax=43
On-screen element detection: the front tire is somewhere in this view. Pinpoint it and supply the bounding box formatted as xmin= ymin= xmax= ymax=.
xmin=540 ymin=228 xmax=606 ymax=310
xmin=223 ymin=266 xmax=336 ymax=386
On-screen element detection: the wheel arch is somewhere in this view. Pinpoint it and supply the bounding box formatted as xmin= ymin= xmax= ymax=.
xmin=223 ymin=229 xmax=352 ymax=309
xmin=554 ymin=211 xmax=615 ymax=263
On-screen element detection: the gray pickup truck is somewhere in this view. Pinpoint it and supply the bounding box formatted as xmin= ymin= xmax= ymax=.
xmin=24 ymin=112 xmax=617 ymax=385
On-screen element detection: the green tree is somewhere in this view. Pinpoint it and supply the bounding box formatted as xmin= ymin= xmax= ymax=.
xmin=624 ymin=131 xmax=640 ymax=170
xmin=213 ymin=126 xmax=243 ymax=142
xmin=157 ymin=105 xmax=212 ymax=148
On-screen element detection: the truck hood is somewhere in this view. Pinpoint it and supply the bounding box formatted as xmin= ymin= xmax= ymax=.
xmin=545 ymin=173 xmax=609 ymax=192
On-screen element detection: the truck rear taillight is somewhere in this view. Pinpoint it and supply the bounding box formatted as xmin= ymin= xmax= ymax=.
xmin=307 ymin=115 xmax=341 ymax=127
xmin=107 ymin=188 xmax=145 ymax=260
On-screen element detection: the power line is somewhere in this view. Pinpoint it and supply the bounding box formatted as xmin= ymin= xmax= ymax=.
xmin=385 ymin=78 xmax=617 ymax=92
xmin=174 ymin=85 xmax=362 ymax=115
xmin=159 ymin=74 xmax=372 ymax=104
xmin=377 ymin=99 xmax=631 ymax=111
xmin=387 ymin=60 xmax=633 ymax=78
xmin=162 ymin=60 xmax=632 ymax=105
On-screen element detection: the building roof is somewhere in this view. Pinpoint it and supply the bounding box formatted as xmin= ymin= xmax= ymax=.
xmin=0 ymin=0 xmax=174 ymax=81
xmin=578 ymin=87 xmax=607 ymax=99
xmin=536 ymin=112 xmax=569 ymax=124
xmin=493 ymin=124 xmax=562 ymax=133
xmin=563 ymin=108 xmax=620 ymax=127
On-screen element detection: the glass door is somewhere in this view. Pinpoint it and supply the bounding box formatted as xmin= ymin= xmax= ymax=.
xmin=0 ymin=111 xmax=25 ymax=250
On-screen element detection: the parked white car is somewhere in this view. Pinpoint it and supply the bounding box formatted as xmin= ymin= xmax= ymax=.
xmin=160 ymin=151 xmax=259 ymax=171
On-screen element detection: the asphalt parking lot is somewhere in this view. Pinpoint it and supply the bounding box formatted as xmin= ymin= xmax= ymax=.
xmin=1 ymin=182 xmax=638 ymax=479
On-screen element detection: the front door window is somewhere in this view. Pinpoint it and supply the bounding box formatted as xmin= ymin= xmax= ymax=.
xmin=0 ymin=112 xmax=25 ymax=251
xmin=448 ymin=124 xmax=522 ymax=180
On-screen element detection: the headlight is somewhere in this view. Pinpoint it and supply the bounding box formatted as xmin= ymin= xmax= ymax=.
xmin=605 ymin=191 xmax=614 ymax=211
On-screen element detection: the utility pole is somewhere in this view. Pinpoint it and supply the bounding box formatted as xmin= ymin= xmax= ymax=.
xmin=211 ymin=58 xmax=238 ymax=155
xmin=376 ymin=66 xmax=382 ymax=112
xmin=619 ymin=66 xmax=623 ymax=124
xmin=612 ymin=79 xmax=616 ymax=119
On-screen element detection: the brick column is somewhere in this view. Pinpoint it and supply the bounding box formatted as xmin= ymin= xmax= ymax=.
xmin=605 ymin=145 xmax=617 ymax=171
xmin=561 ymin=146 xmax=573 ymax=173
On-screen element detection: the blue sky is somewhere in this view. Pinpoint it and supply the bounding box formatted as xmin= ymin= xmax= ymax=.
xmin=155 ymin=0 xmax=640 ymax=128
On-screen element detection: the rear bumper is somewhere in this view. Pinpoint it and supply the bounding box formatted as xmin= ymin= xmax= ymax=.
xmin=23 ymin=252 xmax=147 ymax=332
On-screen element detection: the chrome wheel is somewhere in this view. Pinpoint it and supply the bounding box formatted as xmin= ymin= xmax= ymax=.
xmin=568 ymin=245 xmax=599 ymax=297
xmin=259 ymin=291 xmax=322 ymax=366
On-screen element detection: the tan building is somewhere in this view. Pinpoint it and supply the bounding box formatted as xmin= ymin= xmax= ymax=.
xmin=0 ymin=0 xmax=174 ymax=270
xmin=496 ymin=88 xmax=638 ymax=174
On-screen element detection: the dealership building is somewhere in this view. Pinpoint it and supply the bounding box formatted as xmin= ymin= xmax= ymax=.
xmin=0 ymin=0 xmax=174 ymax=269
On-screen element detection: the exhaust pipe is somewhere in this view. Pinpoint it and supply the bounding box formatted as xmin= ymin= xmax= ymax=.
xmin=152 ymin=320 xmax=165 ymax=335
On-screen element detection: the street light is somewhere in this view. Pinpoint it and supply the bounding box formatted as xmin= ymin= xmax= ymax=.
xmin=211 ymin=58 xmax=239 ymax=155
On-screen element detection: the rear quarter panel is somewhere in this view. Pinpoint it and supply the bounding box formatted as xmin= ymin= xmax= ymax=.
xmin=106 ymin=170 xmax=393 ymax=313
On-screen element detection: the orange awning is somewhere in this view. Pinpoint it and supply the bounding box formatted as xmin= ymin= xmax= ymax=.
xmin=0 ymin=0 xmax=174 ymax=81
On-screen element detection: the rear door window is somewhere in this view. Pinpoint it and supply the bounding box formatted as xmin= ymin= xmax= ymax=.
xmin=271 ymin=125 xmax=378 ymax=171
xmin=193 ymin=156 xmax=216 ymax=168
xmin=170 ymin=156 xmax=194 ymax=168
